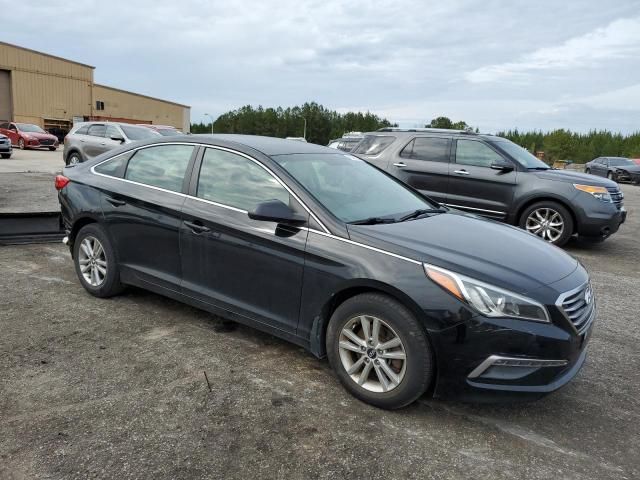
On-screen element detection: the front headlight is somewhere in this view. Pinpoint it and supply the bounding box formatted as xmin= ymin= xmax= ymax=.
xmin=424 ymin=264 xmax=550 ymax=322
xmin=574 ymin=184 xmax=611 ymax=202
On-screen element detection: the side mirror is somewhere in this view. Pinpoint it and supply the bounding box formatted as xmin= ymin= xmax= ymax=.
xmin=490 ymin=162 xmax=514 ymax=172
xmin=248 ymin=199 xmax=307 ymax=226
xmin=110 ymin=135 xmax=125 ymax=143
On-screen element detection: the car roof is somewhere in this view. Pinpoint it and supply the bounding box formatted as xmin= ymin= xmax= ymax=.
xmin=192 ymin=134 xmax=337 ymax=156
xmin=363 ymin=129 xmax=496 ymax=141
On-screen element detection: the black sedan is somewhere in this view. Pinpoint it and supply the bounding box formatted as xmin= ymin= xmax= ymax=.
xmin=56 ymin=135 xmax=595 ymax=409
xmin=585 ymin=156 xmax=640 ymax=183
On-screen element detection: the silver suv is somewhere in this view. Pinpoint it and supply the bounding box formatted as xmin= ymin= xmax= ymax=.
xmin=63 ymin=122 xmax=161 ymax=165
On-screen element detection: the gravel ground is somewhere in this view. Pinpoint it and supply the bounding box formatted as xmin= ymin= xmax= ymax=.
xmin=0 ymin=184 xmax=638 ymax=479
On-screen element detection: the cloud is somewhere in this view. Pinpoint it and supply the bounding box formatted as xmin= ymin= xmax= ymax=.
xmin=466 ymin=16 xmax=640 ymax=83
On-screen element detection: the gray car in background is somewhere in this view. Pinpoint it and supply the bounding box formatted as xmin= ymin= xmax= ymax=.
xmin=353 ymin=128 xmax=626 ymax=246
xmin=63 ymin=122 xmax=161 ymax=165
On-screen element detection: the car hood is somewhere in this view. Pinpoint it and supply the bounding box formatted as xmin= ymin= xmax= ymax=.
xmin=23 ymin=132 xmax=57 ymax=140
xmin=347 ymin=211 xmax=578 ymax=295
xmin=614 ymin=165 xmax=640 ymax=173
xmin=534 ymin=169 xmax=618 ymax=187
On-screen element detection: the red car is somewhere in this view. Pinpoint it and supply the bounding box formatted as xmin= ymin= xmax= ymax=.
xmin=136 ymin=124 xmax=182 ymax=136
xmin=633 ymin=158 xmax=640 ymax=166
xmin=0 ymin=121 xmax=59 ymax=150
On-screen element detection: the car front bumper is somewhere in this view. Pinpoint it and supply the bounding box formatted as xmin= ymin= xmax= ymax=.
xmin=428 ymin=314 xmax=593 ymax=402
xmin=575 ymin=205 xmax=626 ymax=240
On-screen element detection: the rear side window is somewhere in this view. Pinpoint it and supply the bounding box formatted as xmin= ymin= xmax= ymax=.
xmin=75 ymin=125 xmax=90 ymax=135
xmin=197 ymin=148 xmax=290 ymax=211
xmin=121 ymin=125 xmax=158 ymax=141
xmin=352 ymin=135 xmax=395 ymax=155
xmin=455 ymin=139 xmax=504 ymax=168
xmin=125 ymin=145 xmax=194 ymax=192
xmin=400 ymin=137 xmax=450 ymax=162
xmin=94 ymin=155 xmax=128 ymax=177
xmin=88 ymin=124 xmax=106 ymax=137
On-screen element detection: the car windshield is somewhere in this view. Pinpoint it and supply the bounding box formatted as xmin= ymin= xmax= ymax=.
xmin=121 ymin=125 xmax=160 ymax=140
xmin=352 ymin=135 xmax=395 ymax=155
xmin=17 ymin=123 xmax=46 ymax=133
xmin=272 ymin=153 xmax=436 ymax=223
xmin=157 ymin=128 xmax=181 ymax=136
xmin=609 ymin=158 xmax=633 ymax=166
xmin=491 ymin=139 xmax=549 ymax=169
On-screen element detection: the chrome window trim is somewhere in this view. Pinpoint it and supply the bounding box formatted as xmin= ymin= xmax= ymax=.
xmin=90 ymin=142 xmax=331 ymax=234
xmin=468 ymin=355 xmax=569 ymax=379
xmin=443 ymin=203 xmax=505 ymax=215
xmin=309 ymin=229 xmax=422 ymax=265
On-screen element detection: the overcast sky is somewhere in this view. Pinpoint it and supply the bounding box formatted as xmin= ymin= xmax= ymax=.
xmin=3 ymin=0 xmax=640 ymax=133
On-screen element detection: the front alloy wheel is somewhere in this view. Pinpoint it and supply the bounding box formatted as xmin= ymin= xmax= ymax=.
xmin=338 ymin=315 xmax=407 ymax=393
xmin=525 ymin=207 xmax=565 ymax=243
xmin=78 ymin=236 xmax=107 ymax=286
xmin=327 ymin=293 xmax=433 ymax=409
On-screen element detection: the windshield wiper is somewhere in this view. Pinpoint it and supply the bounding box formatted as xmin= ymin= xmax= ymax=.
xmin=349 ymin=217 xmax=397 ymax=225
xmin=397 ymin=208 xmax=447 ymax=222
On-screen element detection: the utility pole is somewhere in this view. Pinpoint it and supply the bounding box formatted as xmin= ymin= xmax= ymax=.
xmin=303 ymin=117 xmax=307 ymax=140
xmin=204 ymin=113 xmax=214 ymax=134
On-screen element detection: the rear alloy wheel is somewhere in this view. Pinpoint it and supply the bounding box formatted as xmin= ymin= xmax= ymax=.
xmin=585 ymin=168 xmax=591 ymax=174
xmin=73 ymin=224 xmax=124 ymax=297
xmin=520 ymin=201 xmax=573 ymax=246
xmin=327 ymin=293 xmax=433 ymax=409
xmin=67 ymin=153 xmax=82 ymax=165
xmin=18 ymin=138 xmax=25 ymax=149
xmin=607 ymin=171 xmax=615 ymax=181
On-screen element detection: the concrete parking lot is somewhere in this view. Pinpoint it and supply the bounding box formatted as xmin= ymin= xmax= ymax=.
xmin=1 ymin=163 xmax=639 ymax=479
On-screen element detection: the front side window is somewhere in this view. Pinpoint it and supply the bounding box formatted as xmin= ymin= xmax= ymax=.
xmin=352 ymin=135 xmax=395 ymax=156
xmin=401 ymin=137 xmax=450 ymax=162
xmin=197 ymin=148 xmax=290 ymax=211
xmin=456 ymin=140 xmax=504 ymax=168
xmin=0 ymin=123 xmax=8 ymax=129
xmin=273 ymin=153 xmax=435 ymax=223
xmin=88 ymin=124 xmax=106 ymax=137
xmin=125 ymin=145 xmax=193 ymax=192
xmin=105 ymin=125 xmax=121 ymax=139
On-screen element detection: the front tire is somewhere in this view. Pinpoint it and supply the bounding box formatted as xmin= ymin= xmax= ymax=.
xmin=519 ymin=201 xmax=574 ymax=246
xmin=49 ymin=147 xmax=57 ymax=151
xmin=326 ymin=293 xmax=433 ymax=410
xmin=73 ymin=224 xmax=124 ymax=298
xmin=1 ymin=153 xmax=10 ymax=159
xmin=67 ymin=152 xmax=82 ymax=165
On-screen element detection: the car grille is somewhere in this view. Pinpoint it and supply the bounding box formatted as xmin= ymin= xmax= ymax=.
xmin=559 ymin=283 xmax=595 ymax=334
xmin=606 ymin=186 xmax=623 ymax=210
xmin=0 ymin=138 xmax=7 ymax=144
xmin=40 ymin=139 xmax=54 ymax=146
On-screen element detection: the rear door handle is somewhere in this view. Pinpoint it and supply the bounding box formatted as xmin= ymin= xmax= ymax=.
xmin=454 ymin=169 xmax=470 ymax=175
xmin=184 ymin=220 xmax=210 ymax=234
xmin=106 ymin=197 xmax=126 ymax=206
xmin=393 ymin=162 xmax=407 ymax=168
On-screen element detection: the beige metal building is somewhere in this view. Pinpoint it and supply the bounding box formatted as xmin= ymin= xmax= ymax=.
xmin=0 ymin=42 xmax=190 ymax=135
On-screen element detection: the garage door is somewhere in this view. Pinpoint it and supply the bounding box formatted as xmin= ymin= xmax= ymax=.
xmin=0 ymin=70 xmax=11 ymax=121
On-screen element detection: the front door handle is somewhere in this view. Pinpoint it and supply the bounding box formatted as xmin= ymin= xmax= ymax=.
xmin=454 ymin=169 xmax=470 ymax=175
xmin=393 ymin=162 xmax=407 ymax=168
xmin=106 ymin=197 xmax=126 ymax=206
xmin=184 ymin=220 xmax=210 ymax=234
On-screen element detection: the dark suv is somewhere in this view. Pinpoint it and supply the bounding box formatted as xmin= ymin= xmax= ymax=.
xmin=353 ymin=129 xmax=626 ymax=246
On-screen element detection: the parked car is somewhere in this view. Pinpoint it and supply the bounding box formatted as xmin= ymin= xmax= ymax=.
xmin=63 ymin=122 xmax=161 ymax=165
xmin=0 ymin=121 xmax=59 ymax=150
xmin=137 ymin=124 xmax=182 ymax=136
xmin=327 ymin=132 xmax=364 ymax=152
xmin=585 ymin=157 xmax=640 ymax=184
xmin=353 ymin=129 xmax=626 ymax=246
xmin=633 ymin=159 xmax=640 ymax=166
xmin=56 ymin=134 xmax=595 ymax=408
xmin=0 ymin=133 xmax=12 ymax=158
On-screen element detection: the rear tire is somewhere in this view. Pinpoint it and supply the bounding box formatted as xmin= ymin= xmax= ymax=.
xmin=18 ymin=138 xmax=25 ymax=149
xmin=585 ymin=168 xmax=590 ymax=174
xmin=519 ymin=201 xmax=574 ymax=246
xmin=73 ymin=224 xmax=124 ymax=298
xmin=326 ymin=293 xmax=433 ymax=410
xmin=607 ymin=171 xmax=615 ymax=181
